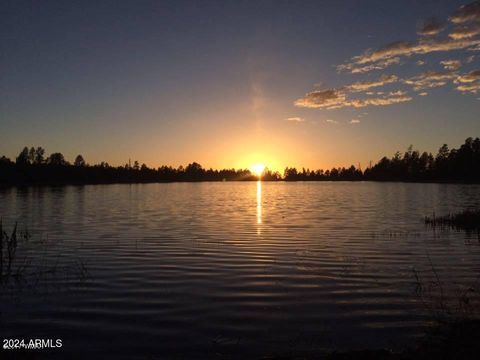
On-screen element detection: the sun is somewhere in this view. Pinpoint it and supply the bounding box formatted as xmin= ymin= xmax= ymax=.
xmin=251 ymin=163 xmax=266 ymax=177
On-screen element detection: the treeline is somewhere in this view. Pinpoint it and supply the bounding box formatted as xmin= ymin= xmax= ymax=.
xmin=365 ymin=136 xmax=480 ymax=182
xmin=0 ymin=137 xmax=479 ymax=185
xmin=284 ymin=137 xmax=480 ymax=182
xmin=0 ymin=151 xmax=263 ymax=184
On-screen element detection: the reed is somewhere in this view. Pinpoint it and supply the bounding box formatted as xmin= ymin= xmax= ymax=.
xmin=0 ymin=220 xmax=23 ymax=283
xmin=424 ymin=209 xmax=480 ymax=232
xmin=0 ymin=220 xmax=88 ymax=291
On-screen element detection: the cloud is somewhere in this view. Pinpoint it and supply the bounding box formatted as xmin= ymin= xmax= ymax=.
xmin=455 ymin=70 xmax=480 ymax=94
xmin=296 ymin=1 xmax=480 ymax=113
xmin=350 ymin=38 xmax=480 ymax=65
xmin=337 ymin=57 xmax=400 ymax=74
xmin=286 ymin=117 xmax=305 ymax=122
xmin=389 ymin=90 xmax=407 ymax=96
xmin=347 ymin=95 xmax=412 ymax=108
xmin=456 ymin=82 xmax=480 ymax=93
xmin=403 ymin=70 xmax=457 ymax=91
xmin=418 ymin=17 xmax=445 ymax=36
xmin=326 ymin=119 xmax=338 ymax=124
xmin=455 ymin=69 xmax=480 ymax=82
xmin=449 ymin=1 xmax=480 ymax=24
xmin=337 ymin=1 xmax=480 ymax=77
xmin=353 ymin=41 xmax=411 ymax=64
xmin=440 ymin=59 xmax=462 ymax=70
xmin=343 ymin=75 xmax=398 ymax=92
xmin=449 ymin=23 xmax=480 ymax=39
xmin=350 ymin=119 xmax=361 ymax=124
xmin=294 ymin=89 xmax=347 ymax=109
xmin=294 ymin=89 xmax=412 ymax=109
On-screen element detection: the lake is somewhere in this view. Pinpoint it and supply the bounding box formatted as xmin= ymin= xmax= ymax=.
xmin=1 ymin=182 xmax=480 ymax=359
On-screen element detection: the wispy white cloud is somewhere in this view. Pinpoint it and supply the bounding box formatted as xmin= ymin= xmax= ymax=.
xmin=449 ymin=23 xmax=480 ymax=39
xmin=456 ymin=82 xmax=480 ymax=92
xmin=347 ymin=95 xmax=412 ymax=108
xmin=351 ymin=38 xmax=480 ymax=65
xmin=337 ymin=57 xmax=400 ymax=74
xmin=455 ymin=69 xmax=480 ymax=82
xmin=449 ymin=1 xmax=480 ymax=24
xmin=296 ymin=1 xmax=480 ymax=113
xmin=294 ymin=89 xmax=347 ymax=109
xmin=295 ymin=88 xmax=412 ymax=109
xmin=337 ymin=8 xmax=478 ymax=73
xmin=418 ymin=17 xmax=445 ymax=36
xmin=343 ymin=75 xmax=398 ymax=92
xmin=404 ymin=71 xmax=457 ymax=91
xmin=286 ymin=117 xmax=305 ymax=122
xmin=350 ymin=119 xmax=361 ymax=124
xmin=389 ymin=90 xmax=407 ymax=96
xmin=440 ymin=59 xmax=462 ymax=70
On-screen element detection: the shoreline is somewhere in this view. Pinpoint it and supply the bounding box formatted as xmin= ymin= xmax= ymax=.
xmin=2 ymin=179 xmax=480 ymax=188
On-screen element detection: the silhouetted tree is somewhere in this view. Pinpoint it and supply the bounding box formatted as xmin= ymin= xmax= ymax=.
xmin=185 ymin=162 xmax=204 ymax=180
xmin=74 ymin=155 xmax=86 ymax=167
xmin=28 ymin=147 xmax=36 ymax=164
xmin=434 ymin=144 xmax=450 ymax=179
xmin=16 ymin=147 xmax=30 ymax=165
xmin=284 ymin=167 xmax=298 ymax=180
xmin=47 ymin=153 xmax=67 ymax=166
xmin=0 ymin=156 xmax=12 ymax=164
xmin=34 ymin=147 xmax=45 ymax=164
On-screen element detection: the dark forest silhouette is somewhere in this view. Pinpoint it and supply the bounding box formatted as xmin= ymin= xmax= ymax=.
xmin=1 ymin=137 xmax=479 ymax=185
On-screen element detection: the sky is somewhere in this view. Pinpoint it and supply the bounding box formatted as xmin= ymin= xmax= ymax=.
xmin=1 ymin=0 xmax=479 ymax=172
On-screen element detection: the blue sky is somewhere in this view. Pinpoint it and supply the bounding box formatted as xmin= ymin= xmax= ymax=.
xmin=1 ymin=0 xmax=479 ymax=170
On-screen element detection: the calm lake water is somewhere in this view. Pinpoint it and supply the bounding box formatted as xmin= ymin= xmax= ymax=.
xmin=1 ymin=182 xmax=480 ymax=359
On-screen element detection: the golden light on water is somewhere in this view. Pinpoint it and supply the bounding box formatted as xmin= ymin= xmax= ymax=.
xmin=251 ymin=163 xmax=266 ymax=177
xmin=256 ymin=180 xmax=262 ymax=225
xmin=251 ymin=163 xmax=265 ymax=228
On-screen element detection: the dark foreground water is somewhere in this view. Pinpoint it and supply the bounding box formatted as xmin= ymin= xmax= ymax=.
xmin=1 ymin=182 xmax=480 ymax=359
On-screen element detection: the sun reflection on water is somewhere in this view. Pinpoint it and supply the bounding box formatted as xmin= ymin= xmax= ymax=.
xmin=256 ymin=180 xmax=262 ymax=226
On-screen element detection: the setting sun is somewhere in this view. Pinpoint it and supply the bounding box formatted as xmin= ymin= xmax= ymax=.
xmin=250 ymin=163 xmax=266 ymax=177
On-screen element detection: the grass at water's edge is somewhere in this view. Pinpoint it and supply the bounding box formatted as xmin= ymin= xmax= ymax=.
xmin=0 ymin=221 xmax=89 ymax=292
xmin=425 ymin=209 xmax=480 ymax=232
